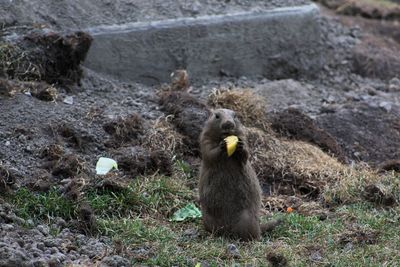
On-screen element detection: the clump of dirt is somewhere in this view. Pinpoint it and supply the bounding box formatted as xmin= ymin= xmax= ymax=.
xmin=103 ymin=113 xmax=146 ymax=148
xmin=51 ymin=123 xmax=98 ymax=152
xmin=338 ymin=226 xmax=379 ymax=246
xmin=316 ymin=103 xmax=400 ymax=166
xmin=26 ymin=169 xmax=52 ymax=192
xmin=352 ymin=34 xmax=400 ymax=80
xmin=0 ymin=78 xmax=19 ymax=97
xmin=263 ymin=195 xmax=303 ymax=213
xmin=41 ymin=144 xmax=86 ymax=179
xmin=208 ymin=88 xmax=271 ymax=132
xmin=269 ymin=108 xmax=347 ymax=163
xmin=246 ymin=127 xmax=346 ymax=198
xmin=170 ymin=69 xmax=190 ymax=91
xmin=266 ymin=251 xmax=288 ymax=267
xmin=363 ymin=184 xmax=396 ymax=206
xmin=0 ymin=165 xmax=17 ymax=194
xmin=323 ymin=163 xmax=400 ymax=205
xmin=0 ymin=79 xmax=59 ymax=101
xmin=40 ymin=144 xmax=64 ymax=161
xmin=77 ymin=201 xmax=97 ymax=235
xmin=61 ymin=176 xmax=86 ymax=201
xmin=317 ymin=0 xmax=400 ymax=20
xmin=142 ymin=117 xmax=187 ymax=158
xmin=114 ymin=146 xmax=173 ymax=177
xmin=91 ymin=174 xmax=130 ymax=193
xmin=159 ymin=90 xmax=209 ymax=155
xmin=51 ymin=154 xmax=85 ymax=179
xmin=30 ymin=83 xmax=58 ymax=101
xmin=379 ymin=159 xmax=400 ymax=172
xmin=1 ymin=28 xmax=92 ymax=86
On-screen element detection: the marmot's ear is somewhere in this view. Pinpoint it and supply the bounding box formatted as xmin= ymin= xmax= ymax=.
xmin=205 ymin=108 xmax=213 ymax=118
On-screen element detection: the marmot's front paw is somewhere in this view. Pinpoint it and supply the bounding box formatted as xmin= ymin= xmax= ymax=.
xmin=234 ymin=139 xmax=249 ymax=161
xmin=219 ymin=140 xmax=228 ymax=156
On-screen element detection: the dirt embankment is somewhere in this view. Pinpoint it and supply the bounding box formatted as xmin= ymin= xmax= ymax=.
xmin=0 ymin=1 xmax=400 ymax=266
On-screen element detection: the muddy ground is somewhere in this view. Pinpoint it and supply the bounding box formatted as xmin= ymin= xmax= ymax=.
xmin=0 ymin=0 xmax=400 ymax=266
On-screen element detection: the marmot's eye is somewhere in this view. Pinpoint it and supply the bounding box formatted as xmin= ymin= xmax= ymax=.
xmin=215 ymin=114 xmax=220 ymax=119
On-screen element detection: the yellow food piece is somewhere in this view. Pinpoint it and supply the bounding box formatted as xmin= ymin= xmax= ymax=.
xmin=224 ymin=135 xmax=239 ymax=157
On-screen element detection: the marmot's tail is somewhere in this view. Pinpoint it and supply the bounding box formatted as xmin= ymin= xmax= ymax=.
xmin=261 ymin=218 xmax=283 ymax=233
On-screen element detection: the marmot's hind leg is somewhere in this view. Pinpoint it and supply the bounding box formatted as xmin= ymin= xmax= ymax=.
xmin=231 ymin=209 xmax=260 ymax=241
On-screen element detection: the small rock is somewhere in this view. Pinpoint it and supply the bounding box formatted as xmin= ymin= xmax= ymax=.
xmin=182 ymin=228 xmax=199 ymax=240
xmin=1 ymin=223 xmax=14 ymax=231
xmin=63 ymin=96 xmax=74 ymax=105
xmin=44 ymin=238 xmax=61 ymax=248
xmin=343 ymin=242 xmax=354 ymax=252
xmin=0 ymin=246 xmax=28 ymax=266
xmin=37 ymin=225 xmax=50 ymax=236
xmin=99 ymin=255 xmax=130 ymax=267
xmin=226 ymin=244 xmax=241 ymax=259
xmin=29 ymin=258 xmax=47 ymax=267
xmin=55 ymin=218 xmax=67 ymax=229
xmin=309 ymin=250 xmax=323 ymax=262
xmin=379 ymin=101 xmax=392 ymax=112
xmin=5 ymin=141 xmax=10 ymax=146
xmin=36 ymin=242 xmax=46 ymax=251
xmin=26 ymin=219 xmax=34 ymax=227
xmin=388 ymin=77 xmax=400 ymax=91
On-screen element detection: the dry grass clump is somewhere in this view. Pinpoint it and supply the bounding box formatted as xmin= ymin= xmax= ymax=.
xmin=247 ymin=127 xmax=346 ymax=197
xmin=246 ymin=127 xmax=400 ymax=205
xmin=142 ymin=116 xmax=186 ymax=158
xmin=205 ymin=87 xmax=399 ymax=206
xmin=0 ymin=43 xmax=42 ymax=81
xmin=103 ymin=113 xmax=145 ymax=147
xmin=208 ymin=88 xmax=271 ymax=132
xmin=323 ymin=166 xmax=399 ymax=206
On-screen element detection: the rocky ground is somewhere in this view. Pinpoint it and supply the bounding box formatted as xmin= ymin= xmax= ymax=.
xmin=0 ymin=0 xmax=400 ymax=266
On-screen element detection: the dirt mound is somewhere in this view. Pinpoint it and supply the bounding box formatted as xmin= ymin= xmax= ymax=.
xmin=0 ymin=165 xmax=18 ymax=194
xmin=1 ymin=28 xmax=92 ymax=86
xmin=352 ymin=34 xmax=400 ymax=80
xmin=338 ymin=225 xmax=379 ymax=247
xmin=269 ymin=108 xmax=347 ymax=163
xmin=317 ymin=0 xmax=400 ymax=20
xmin=159 ymin=90 xmax=209 ymax=155
xmin=363 ymin=184 xmax=396 ymax=206
xmin=208 ymin=88 xmax=271 ymax=132
xmin=103 ymin=113 xmax=146 ymax=148
xmin=247 ymin=127 xmax=346 ymax=198
xmin=317 ymin=103 xmax=400 ymax=166
xmin=141 ymin=116 xmax=186 ymax=158
xmin=0 ymin=79 xmax=58 ymax=101
xmin=113 ymin=146 xmax=173 ymax=177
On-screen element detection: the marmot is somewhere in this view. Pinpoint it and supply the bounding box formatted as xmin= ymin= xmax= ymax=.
xmin=199 ymin=108 xmax=280 ymax=241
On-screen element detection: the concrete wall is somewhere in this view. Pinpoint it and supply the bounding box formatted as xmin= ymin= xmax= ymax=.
xmin=84 ymin=4 xmax=323 ymax=85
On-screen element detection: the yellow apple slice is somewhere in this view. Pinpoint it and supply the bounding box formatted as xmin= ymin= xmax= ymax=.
xmin=224 ymin=135 xmax=239 ymax=157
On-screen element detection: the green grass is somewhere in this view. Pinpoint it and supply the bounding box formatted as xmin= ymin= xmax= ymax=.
xmin=7 ymin=171 xmax=400 ymax=266
xmin=10 ymin=187 xmax=77 ymax=222
xmin=87 ymin=174 xmax=194 ymax=217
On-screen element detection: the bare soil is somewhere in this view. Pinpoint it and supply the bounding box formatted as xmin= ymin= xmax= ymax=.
xmin=0 ymin=0 xmax=399 ymax=265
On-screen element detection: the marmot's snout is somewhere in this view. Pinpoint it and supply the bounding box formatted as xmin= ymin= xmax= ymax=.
xmin=221 ymin=119 xmax=235 ymax=132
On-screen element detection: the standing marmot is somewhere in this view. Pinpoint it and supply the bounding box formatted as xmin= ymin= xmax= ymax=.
xmin=199 ymin=108 xmax=279 ymax=241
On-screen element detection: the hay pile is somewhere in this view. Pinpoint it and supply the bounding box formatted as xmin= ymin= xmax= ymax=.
xmin=208 ymin=88 xmax=271 ymax=132
xmin=209 ymin=88 xmax=399 ymax=205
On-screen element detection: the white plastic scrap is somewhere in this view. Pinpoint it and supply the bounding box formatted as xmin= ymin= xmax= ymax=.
xmin=96 ymin=157 xmax=118 ymax=175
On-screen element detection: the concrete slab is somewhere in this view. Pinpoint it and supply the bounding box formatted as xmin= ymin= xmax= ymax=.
xmin=84 ymin=4 xmax=323 ymax=85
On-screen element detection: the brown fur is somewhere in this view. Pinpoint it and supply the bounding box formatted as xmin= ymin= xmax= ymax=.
xmin=199 ymin=108 xmax=279 ymax=241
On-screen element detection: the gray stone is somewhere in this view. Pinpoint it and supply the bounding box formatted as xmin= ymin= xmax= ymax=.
xmin=0 ymin=246 xmax=29 ymax=267
xmin=85 ymin=4 xmax=323 ymax=85
xmin=99 ymin=255 xmax=130 ymax=267
xmin=226 ymin=243 xmax=241 ymax=259
xmin=1 ymin=224 xmax=14 ymax=231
